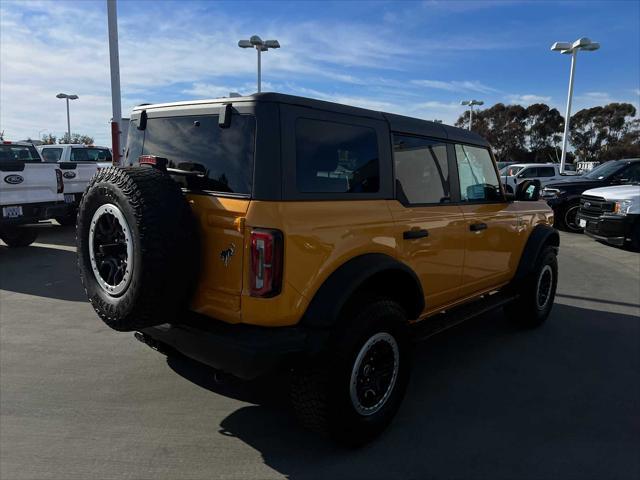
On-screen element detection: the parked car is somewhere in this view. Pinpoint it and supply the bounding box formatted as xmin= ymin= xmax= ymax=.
xmin=576 ymin=184 xmax=640 ymax=249
xmin=38 ymin=144 xmax=113 ymax=168
xmin=500 ymin=163 xmax=568 ymax=193
xmin=0 ymin=141 xmax=69 ymax=246
xmin=542 ymin=158 xmax=640 ymax=232
xmin=76 ymin=93 xmax=558 ymax=445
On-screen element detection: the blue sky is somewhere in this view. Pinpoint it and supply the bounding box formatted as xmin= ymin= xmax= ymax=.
xmin=1 ymin=0 xmax=638 ymax=146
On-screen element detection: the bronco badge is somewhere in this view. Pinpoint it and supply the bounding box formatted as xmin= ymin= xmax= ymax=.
xmin=220 ymin=243 xmax=236 ymax=267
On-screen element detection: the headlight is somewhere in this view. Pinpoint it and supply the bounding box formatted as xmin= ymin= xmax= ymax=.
xmin=613 ymin=200 xmax=633 ymax=215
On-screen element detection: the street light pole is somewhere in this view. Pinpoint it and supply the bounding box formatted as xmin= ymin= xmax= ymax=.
xmin=551 ymin=37 xmax=600 ymax=173
xmin=257 ymin=47 xmax=262 ymax=93
xmin=56 ymin=93 xmax=79 ymax=142
xmin=559 ymin=50 xmax=577 ymax=173
xmin=460 ymin=100 xmax=484 ymax=131
xmin=239 ymin=36 xmax=280 ymax=93
xmin=107 ymin=0 xmax=122 ymax=164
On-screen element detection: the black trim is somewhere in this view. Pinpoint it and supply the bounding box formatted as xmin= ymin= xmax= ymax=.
xmin=512 ymin=224 xmax=559 ymax=284
xmin=139 ymin=315 xmax=313 ymax=380
xmin=300 ymin=253 xmax=424 ymax=328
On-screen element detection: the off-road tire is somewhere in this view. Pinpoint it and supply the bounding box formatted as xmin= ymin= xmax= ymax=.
xmin=291 ymin=299 xmax=412 ymax=446
xmin=77 ymin=166 xmax=198 ymax=332
xmin=504 ymin=246 xmax=558 ymax=328
xmin=558 ymin=200 xmax=582 ymax=232
xmin=0 ymin=227 xmax=38 ymax=247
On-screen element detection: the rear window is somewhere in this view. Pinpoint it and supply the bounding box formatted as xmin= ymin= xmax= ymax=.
xmin=295 ymin=118 xmax=379 ymax=193
xmin=41 ymin=147 xmax=63 ymax=162
xmin=0 ymin=144 xmax=41 ymax=163
xmin=127 ymin=114 xmax=255 ymax=195
xmin=70 ymin=147 xmax=112 ymax=162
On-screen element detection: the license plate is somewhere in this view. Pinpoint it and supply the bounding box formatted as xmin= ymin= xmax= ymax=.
xmin=579 ymin=218 xmax=587 ymax=228
xmin=64 ymin=194 xmax=75 ymax=204
xmin=2 ymin=205 xmax=23 ymax=218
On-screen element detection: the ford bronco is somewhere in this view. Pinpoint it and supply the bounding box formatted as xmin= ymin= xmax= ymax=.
xmin=76 ymin=93 xmax=559 ymax=445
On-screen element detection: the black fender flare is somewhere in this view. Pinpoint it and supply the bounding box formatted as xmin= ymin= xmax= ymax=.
xmin=300 ymin=253 xmax=424 ymax=329
xmin=512 ymin=224 xmax=559 ymax=284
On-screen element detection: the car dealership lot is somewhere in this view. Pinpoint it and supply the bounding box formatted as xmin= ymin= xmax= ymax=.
xmin=1 ymin=228 xmax=638 ymax=480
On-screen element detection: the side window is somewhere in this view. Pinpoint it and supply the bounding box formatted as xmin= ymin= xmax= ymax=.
xmin=455 ymin=144 xmax=502 ymax=202
xmin=296 ymin=118 xmax=379 ymax=193
xmin=393 ymin=134 xmax=450 ymax=205
xmin=520 ymin=167 xmax=538 ymax=178
xmin=41 ymin=148 xmax=62 ymax=162
xmin=70 ymin=149 xmax=89 ymax=161
xmin=538 ymin=167 xmax=556 ymax=177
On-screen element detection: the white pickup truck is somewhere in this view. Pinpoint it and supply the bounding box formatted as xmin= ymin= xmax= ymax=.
xmin=0 ymin=141 xmax=70 ymax=247
xmin=37 ymin=144 xmax=109 ymax=225
xmin=576 ymin=184 xmax=640 ymax=249
xmin=500 ymin=163 xmax=576 ymax=193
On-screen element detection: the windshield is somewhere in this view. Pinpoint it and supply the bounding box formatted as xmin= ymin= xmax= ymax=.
xmin=583 ymin=161 xmax=623 ymax=180
xmin=0 ymin=144 xmax=41 ymax=163
xmin=126 ymin=114 xmax=256 ymax=195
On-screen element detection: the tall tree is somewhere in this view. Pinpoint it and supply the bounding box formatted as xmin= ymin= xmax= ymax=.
xmin=59 ymin=133 xmax=94 ymax=145
xmin=41 ymin=133 xmax=57 ymax=145
xmin=524 ymin=104 xmax=564 ymax=162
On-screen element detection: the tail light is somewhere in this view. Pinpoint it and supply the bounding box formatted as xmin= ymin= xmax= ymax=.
xmin=55 ymin=169 xmax=64 ymax=194
xmin=138 ymin=155 xmax=167 ymax=171
xmin=250 ymin=228 xmax=283 ymax=297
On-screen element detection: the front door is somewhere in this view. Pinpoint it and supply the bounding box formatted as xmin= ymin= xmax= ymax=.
xmin=454 ymin=143 xmax=519 ymax=296
xmin=389 ymin=134 xmax=466 ymax=312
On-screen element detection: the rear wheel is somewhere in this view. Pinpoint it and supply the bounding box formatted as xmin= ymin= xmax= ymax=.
xmin=77 ymin=166 xmax=198 ymax=332
xmin=291 ymin=299 xmax=411 ymax=446
xmin=504 ymin=246 xmax=558 ymax=328
xmin=0 ymin=227 xmax=38 ymax=247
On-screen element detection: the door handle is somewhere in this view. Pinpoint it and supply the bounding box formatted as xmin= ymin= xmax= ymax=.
xmin=469 ymin=222 xmax=488 ymax=232
xmin=403 ymin=229 xmax=429 ymax=240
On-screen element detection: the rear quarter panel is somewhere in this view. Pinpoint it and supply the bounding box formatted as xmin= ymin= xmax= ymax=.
xmin=241 ymin=200 xmax=398 ymax=326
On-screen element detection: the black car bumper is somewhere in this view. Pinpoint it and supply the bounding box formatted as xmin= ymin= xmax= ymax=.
xmin=576 ymin=212 xmax=638 ymax=246
xmin=138 ymin=315 xmax=324 ymax=380
xmin=0 ymin=201 xmax=72 ymax=227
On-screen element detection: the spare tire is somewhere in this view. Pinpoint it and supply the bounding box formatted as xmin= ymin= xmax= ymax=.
xmin=77 ymin=166 xmax=198 ymax=332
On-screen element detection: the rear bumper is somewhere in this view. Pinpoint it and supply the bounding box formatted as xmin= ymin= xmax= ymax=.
xmin=138 ymin=315 xmax=324 ymax=379
xmin=577 ymin=212 xmax=638 ymax=246
xmin=0 ymin=201 xmax=71 ymax=227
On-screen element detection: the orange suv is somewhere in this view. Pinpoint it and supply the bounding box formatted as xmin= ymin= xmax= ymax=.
xmin=77 ymin=93 xmax=558 ymax=445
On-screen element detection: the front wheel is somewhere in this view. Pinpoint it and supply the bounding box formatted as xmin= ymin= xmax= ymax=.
xmin=559 ymin=201 xmax=582 ymax=232
xmin=504 ymin=246 xmax=558 ymax=328
xmin=291 ymin=299 xmax=412 ymax=446
xmin=0 ymin=227 xmax=38 ymax=247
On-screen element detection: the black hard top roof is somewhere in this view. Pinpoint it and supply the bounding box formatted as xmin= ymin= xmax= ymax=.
xmin=135 ymin=92 xmax=489 ymax=147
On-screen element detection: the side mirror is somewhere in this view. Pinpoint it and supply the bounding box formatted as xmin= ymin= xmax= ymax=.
xmin=516 ymin=179 xmax=541 ymax=201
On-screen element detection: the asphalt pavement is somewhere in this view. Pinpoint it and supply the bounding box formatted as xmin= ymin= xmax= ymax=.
xmin=1 ymin=226 xmax=639 ymax=480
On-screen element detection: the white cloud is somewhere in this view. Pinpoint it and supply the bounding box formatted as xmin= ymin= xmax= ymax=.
xmin=507 ymin=94 xmax=552 ymax=104
xmin=411 ymin=79 xmax=498 ymax=94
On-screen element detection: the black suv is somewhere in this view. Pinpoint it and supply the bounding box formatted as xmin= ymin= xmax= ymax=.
xmin=542 ymin=158 xmax=640 ymax=231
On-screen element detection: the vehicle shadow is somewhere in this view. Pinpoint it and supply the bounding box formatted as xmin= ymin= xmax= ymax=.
xmin=169 ymin=303 xmax=640 ymax=480
xmin=0 ymin=241 xmax=86 ymax=302
xmin=35 ymin=224 xmax=77 ymax=247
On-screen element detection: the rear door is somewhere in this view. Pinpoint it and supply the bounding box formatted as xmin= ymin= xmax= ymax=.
xmin=128 ymin=109 xmax=256 ymax=322
xmin=388 ymin=134 xmax=465 ymax=311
